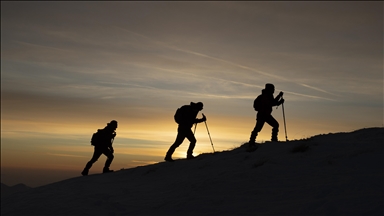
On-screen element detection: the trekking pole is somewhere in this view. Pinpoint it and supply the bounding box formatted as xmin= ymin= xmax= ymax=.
xmin=193 ymin=123 xmax=197 ymax=135
xmin=281 ymin=99 xmax=288 ymax=142
xmin=202 ymin=113 xmax=215 ymax=153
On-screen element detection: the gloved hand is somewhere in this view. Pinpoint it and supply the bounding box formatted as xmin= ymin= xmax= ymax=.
xmin=278 ymin=91 xmax=284 ymax=97
xmin=201 ymin=113 xmax=207 ymax=122
xmin=279 ymin=98 xmax=285 ymax=104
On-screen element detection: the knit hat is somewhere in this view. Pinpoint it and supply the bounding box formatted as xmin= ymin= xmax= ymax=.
xmin=108 ymin=120 xmax=118 ymax=128
xmin=265 ymin=83 xmax=275 ymax=91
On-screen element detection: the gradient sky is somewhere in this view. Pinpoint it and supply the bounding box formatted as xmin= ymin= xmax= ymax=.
xmin=1 ymin=1 xmax=383 ymax=187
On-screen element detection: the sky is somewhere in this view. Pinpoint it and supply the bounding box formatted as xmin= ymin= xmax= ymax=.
xmin=1 ymin=1 xmax=383 ymax=187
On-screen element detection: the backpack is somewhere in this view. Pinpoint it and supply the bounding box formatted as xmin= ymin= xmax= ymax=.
xmin=174 ymin=107 xmax=183 ymax=124
xmin=253 ymin=95 xmax=262 ymax=111
xmin=90 ymin=129 xmax=103 ymax=146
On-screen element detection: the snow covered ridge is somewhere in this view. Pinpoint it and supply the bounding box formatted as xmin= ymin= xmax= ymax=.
xmin=1 ymin=127 xmax=383 ymax=216
xmin=1 ymin=183 xmax=31 ymax=197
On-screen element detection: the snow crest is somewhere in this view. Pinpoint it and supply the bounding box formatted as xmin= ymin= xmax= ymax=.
xmin=1 ymin=128 xmax=383 ymax=215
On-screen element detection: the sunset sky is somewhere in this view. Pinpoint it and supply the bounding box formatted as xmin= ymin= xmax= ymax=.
xmin=1 ymin=1 xmax=382 ymax=187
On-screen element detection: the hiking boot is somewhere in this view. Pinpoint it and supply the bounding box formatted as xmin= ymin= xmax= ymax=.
xmin=164 ymin=156 xmax=174 ymax=162
xmin=187 ymin=155 xmax=195 ymax=160
xmin=271 ymin=134 xmax=278 ymax=142
xmin=103 ymin=168 xmax=114 ymax=173
xmin=248 ymin=140 xmax=257 ymax=147
xmin=81 ymin=169 xmax=89 ymax=176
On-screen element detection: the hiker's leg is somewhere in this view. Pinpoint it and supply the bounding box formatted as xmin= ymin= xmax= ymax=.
xmin=82 ymin=147 xmax=102 ymax=175
xmin=185 ymin=128 xmax=197 ymax=157
xmin=266 ymin=115 xmax=279 ymax=141
xmin=249 ymin=113 xmax=266 ymax=143
xmin=103 ymin=149 xmax=114 ymax=169
xmin=85 ymin=148 xmax=102 ymax=168
xmin=165 ymin=127 xmax=187 ymax=158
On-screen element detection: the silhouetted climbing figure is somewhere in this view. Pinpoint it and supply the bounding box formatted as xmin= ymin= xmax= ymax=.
xmin=165 ymin=102 xmax=206 ymax=162
xmin=81 ymin=120 xmax=117 ymax=176
xmin=248 ymin=84 xmax=284 ymax=151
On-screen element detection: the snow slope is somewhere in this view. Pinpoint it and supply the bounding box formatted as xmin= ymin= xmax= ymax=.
xmin=1 ymin=183 xmax=31 ymax=197
xmin=1 ymin=127 xmax=383 ymax=215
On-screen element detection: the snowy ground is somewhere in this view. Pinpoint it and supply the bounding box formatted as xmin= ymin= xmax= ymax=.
xmin=1 ymin=127 xmax=383 ymax=215
xmin=1 ymin=183 xmax=31 ymax=197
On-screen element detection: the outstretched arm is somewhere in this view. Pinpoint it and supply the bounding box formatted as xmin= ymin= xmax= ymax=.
xmin=195 ymin=113 xmax=207 ymax=123
xmin=277 ymin=98 xmax=285 ymax=106
xmin=273 ymin=92 xmax=284 ymax=106
xmin=109 ymin=133 xmax=116 ymax=153
xmin=275 ymin=91 xmax=283 ymax=101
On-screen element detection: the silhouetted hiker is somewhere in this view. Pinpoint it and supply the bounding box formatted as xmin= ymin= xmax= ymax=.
xmin=165 ymin=102 xmax=206 ymax=162
xmin=248 ymin=84 xmax=284 ymax=150
xmin=81 ymin=120 xmax=118 ymax=176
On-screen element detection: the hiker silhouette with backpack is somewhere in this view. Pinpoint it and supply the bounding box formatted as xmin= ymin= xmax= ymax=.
xmin=81 ymin=120 xmax=118 ymax=176
xmin=248 ymin=84 xmax=284 ymax=151
xmin=165 ymin=102 xmax=206 ymax=162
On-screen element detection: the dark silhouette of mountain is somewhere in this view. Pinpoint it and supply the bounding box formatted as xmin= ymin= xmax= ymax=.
xmin=1 ymin=127 xmax=383 ymax=215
